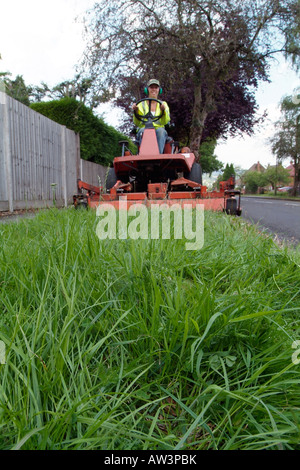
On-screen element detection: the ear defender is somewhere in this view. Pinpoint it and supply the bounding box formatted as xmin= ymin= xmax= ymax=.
xmin=144 ymin=87 xmax=163 ymax=95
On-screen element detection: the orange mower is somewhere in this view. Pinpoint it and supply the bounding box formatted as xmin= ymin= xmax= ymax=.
xmin=73 ymin=98 xmax=241 ymax=215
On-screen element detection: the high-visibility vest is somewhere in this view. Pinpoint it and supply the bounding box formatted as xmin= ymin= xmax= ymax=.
xmin=133 ymin=100 xmax=170 ymax=129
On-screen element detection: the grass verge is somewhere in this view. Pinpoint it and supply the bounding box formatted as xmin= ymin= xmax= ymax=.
xmin=0 ymin=207 xmax=299 ymax=450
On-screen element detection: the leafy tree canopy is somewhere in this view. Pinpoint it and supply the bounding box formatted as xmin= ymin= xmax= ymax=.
xmin=270 ymin=93 xmax=300 ymax=194
xmin=0 ymin=73 xmax=31 ymax=106
xmin=222 ymin=163 xmax=236 ymax=181
xmin=242 ymin=170 xmax=267 ymax=194
xmin=115 ymin=73 xmax=263 ymax=145
xmin=81 ymin=0 xmax=299 ymax=161
xmin=29 ymin=74 xmax=108 ymax=109
xmin=264 ymin=164 xmax=290 ymax=190
xmin=198 ymin=138 xmax=223 ymax=176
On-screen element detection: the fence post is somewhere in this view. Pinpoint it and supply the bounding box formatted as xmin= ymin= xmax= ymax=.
xmin=61 ymin=125 xmax=67 ymax=207
xmin=76 ymin=132 xmax=81 ymax=183
xmin=1 ymin=92 xmax=14 ymax=212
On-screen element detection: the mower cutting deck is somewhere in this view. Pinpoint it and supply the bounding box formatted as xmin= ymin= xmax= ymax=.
xmin=73 ymin=98 xmax=241 ymax=215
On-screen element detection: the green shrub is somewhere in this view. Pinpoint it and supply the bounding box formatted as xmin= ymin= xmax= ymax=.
xmin=30 ymin=98 xmax=136 ymax=165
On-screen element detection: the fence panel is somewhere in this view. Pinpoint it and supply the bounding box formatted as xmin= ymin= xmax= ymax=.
xmin=0 ymin=92 xmax=81 ymax=211
xmin=0 ymin=93 xmax=7 ymax=204
xmin=80 ymin=159 xmax=108 ymax=188
xmin=0 ymin=92 xmax=111 ymax=212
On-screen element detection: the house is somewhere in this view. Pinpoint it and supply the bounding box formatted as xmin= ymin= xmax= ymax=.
xmin=285 ymin=161 xmax=295 ymax=187
xmin=247 ymin=161 xmax=265 ymax=173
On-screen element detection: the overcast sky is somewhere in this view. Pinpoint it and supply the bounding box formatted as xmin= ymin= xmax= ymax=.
xmin=0 ymin=0 xmax=299 ymax=171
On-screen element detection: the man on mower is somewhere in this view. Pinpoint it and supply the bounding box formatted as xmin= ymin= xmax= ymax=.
xmin=132 ymin=79 xmax=170 ymax=154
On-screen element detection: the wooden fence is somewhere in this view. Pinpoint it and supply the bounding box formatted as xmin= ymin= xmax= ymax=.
xmin=0 ymin=92 xmax=107 ymax=212
xmin=80 ymin=159 xmax=108 ymax=188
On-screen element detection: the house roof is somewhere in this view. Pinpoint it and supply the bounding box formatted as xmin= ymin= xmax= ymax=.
xmin=247 ymin=161 xmax=265 ymax=173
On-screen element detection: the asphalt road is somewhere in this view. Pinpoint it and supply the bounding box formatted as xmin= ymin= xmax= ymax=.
xmin=241 ymin=196 xmax=300 ymax=246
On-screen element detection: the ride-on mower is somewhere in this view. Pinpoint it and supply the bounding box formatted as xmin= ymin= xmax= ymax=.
xmin=73 ymin=98 xmax=241 ymax=215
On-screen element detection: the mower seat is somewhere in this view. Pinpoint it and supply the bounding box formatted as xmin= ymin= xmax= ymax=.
xmin=164 ymin=136 xmax=179 ymax=154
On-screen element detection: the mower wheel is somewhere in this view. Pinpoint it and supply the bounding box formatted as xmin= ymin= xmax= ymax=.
xmin=225 ymin=197 xmax=237 ymax=215
xmin=75 ymin=200 xmax=88 ymax=210
xmin=106 ymin=167 xmax=117 ymax=190
xmin=185 ymin=162 xmax=202 ymax=185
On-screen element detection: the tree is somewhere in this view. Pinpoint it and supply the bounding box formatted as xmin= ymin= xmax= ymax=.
xmin=282 ymin=0 xmax=300 ymax=71
xmin=81 ymin=0 xmax=298 ymax=160
xmin=242 ymin=170 xmax=267 ymax=194
xmin=270 ymin=94 xmax=300 ymax=195
xmin=115 ymin=72 xmax=262 ymax=151
xmin=2 ymin=74 xmax=31 ymax=106
xmin=0 ymin=53 xmax=10 ymax=89
xmin=198 ymin=138 xmax=223 ymax=175
xmin=29 ymin=81 xmax=51 ymax=102
xmin=30 ymin=74 xmax=105 ymax=109
xmin=222 ymin=163 xmax=236 ymax=181
xmin=213 ymin=162 xmax=236 ymax=189
xmin=264 ymin=164 xmax=290 ymax=191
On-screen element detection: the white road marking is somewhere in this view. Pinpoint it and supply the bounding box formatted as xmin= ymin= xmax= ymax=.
xmin=254 ymin=200 xmax=273 ymax=204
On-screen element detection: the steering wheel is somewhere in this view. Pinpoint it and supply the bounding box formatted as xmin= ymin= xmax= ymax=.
xmin=134 ymin=98 xmax=164 ymax=124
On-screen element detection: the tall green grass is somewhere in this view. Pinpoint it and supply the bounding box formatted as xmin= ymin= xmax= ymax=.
xmin=0 ymin=208 xmax=299 ymax=450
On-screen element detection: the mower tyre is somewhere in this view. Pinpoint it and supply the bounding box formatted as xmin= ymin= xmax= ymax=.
xmin=185 ymin=162 xmax=202 ymax=185
xmin=225 ymin=198 xmax=237 ymax=215
xmin=75 ymin=200 xmax=88 ymax=210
